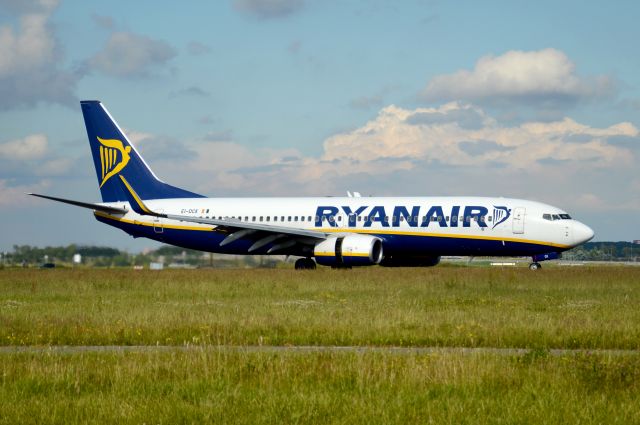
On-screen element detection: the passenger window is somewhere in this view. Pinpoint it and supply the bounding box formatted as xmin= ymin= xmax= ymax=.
xmin=301 ymin=216 xmax=305 ymax=222
xmin=294 ymin=216 xmax=299 ymax=222
xmin=274 ymin=216 xmax=278 ymax=222
xmin=487 ymin=216 xmax=492 ymax=222
xmin=337 ymin=216 xmax=342 ymax=222
xmin=308 ymin=216 xmax=312 ymax=221
xmin=288 ymin=216 xmax=292 ymax=222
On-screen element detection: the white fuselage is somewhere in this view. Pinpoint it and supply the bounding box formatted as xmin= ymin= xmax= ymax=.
xmin=96 ymin=196 xmax=594 ymax=258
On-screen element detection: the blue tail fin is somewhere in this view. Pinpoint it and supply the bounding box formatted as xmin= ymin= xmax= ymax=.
xmin=80 ymin=100 xmax=203 ymax=202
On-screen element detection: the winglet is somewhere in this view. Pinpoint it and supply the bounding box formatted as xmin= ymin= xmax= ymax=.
xmin=118 ymin=175 xmax=158 ymax=216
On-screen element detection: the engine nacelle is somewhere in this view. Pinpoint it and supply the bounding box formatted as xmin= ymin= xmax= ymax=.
xmin=314 ymin=235 xmax=383 ymax=267
xmin=379 ymin=255 xmax=441 ymax=267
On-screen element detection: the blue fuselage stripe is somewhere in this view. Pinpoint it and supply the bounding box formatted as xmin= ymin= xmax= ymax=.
xmin=96 ymin=215 xmax=563 ymax=257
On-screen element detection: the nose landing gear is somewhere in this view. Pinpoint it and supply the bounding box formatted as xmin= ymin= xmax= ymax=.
xmin=529 ymin=252 xmax=561 ymax=270
xmin=529 ymin=262 xmax=542 ymax=270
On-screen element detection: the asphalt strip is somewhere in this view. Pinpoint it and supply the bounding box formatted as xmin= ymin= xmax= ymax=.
xmin=0 ymin=346 xmax=638 ymax=356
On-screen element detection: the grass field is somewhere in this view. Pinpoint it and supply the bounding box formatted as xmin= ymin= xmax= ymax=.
xmin=1 ymin=267 xmax=640 ymax=423
xmin=2 ymin=349 xmax=639 ymax=424
xmin=1 ymin=267 xmax=639 ymax=348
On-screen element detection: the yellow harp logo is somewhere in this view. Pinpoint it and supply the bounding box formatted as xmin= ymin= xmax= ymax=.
xmin=97 ymin=137 xmax=131 ymax=187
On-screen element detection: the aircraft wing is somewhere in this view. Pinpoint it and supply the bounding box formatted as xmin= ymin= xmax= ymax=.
xmin=118 ymin=176 xmax=327 ymax=253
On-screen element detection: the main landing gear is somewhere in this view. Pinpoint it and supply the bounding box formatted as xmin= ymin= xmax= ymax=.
xmin=529 ymin=262 xmax=542 ymax=271
xmin=294 ymin=258 xmax=317 ymax=270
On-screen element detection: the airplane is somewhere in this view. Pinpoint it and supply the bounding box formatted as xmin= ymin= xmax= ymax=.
xmin=29 ymin=100 xmax=594 ymax=270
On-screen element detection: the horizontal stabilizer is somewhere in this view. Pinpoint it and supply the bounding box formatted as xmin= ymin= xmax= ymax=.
xmin=28 ymin=193 xmax=127 ymax=215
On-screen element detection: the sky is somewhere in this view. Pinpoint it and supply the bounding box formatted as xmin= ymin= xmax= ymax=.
xmin=1 ymin=0 xmax=639 ymax=253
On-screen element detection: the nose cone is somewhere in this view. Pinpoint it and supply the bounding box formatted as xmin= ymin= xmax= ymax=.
xmin=573 ymin=221 xmax=595 ymax=246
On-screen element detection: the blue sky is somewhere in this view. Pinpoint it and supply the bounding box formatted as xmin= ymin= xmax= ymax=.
xmin=1 ymin=0 xmax=639 ymax=252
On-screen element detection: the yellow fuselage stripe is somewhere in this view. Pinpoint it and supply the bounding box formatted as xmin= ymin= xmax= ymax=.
xmin=93 ymin=212 xmax=569 ymax=248
xmin=318 ymin=227 xmax=570 ymax=249
xmin=315 ymin=252 xmax=370 ymax=257
xmin=94 ymin=211 xmax=214 ymax=232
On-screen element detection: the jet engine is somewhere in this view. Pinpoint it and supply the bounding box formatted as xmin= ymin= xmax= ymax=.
xmin=314 ymin=234 xmax=383 ymax=267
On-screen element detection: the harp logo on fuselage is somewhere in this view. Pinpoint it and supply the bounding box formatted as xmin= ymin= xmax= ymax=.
xmin=97 ymin=137 xmax=131 ymax=187
xmin=492 ymin=206 xmax=511 ymax=229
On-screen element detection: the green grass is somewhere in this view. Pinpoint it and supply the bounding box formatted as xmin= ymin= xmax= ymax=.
xmin=1 ymin=349 xmax=639 ymax=424
xmin=1 ymin=267 xmax=640 ymax=423
xmin=1 ymin=267 xmax=639 ymax=348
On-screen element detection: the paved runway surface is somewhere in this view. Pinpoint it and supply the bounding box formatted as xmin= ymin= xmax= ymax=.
xmin=0 ymin=345 xmax=638 ymax=356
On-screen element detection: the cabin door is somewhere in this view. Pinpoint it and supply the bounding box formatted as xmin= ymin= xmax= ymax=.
xmin=153 ymin=209 xmax=164 ymax=234
xmin=512 ymin=207 xmax=525 ymax=234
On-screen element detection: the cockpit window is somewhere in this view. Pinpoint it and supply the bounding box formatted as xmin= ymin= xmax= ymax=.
xmin=543 ymin=213 xmax=572 ymax=221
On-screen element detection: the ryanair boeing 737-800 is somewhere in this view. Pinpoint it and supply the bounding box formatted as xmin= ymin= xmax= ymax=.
xmin=30 ymin=101 xmax=594 ymax=270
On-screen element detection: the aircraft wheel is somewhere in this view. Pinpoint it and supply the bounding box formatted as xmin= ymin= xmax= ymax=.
xmin=295 ymin=258 xmax=316 ymax=270
xmin=529 ymin=262 xmax=542 ymax=271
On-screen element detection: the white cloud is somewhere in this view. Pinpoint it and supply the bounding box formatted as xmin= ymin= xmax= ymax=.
xmin=91 ymin=14 xmax=115 ymax=30
xmin=233 ymin=0 xmax=304 ymax=19
xmin=0 ymin=1 xmax=77 ymax=109
xmin=36 ymin=158 xmax=73 ymax=176
xmin=186 ymin=41 xmax=210 ymax=56
xmin=93 ymin=103 xmax=640 ymax=216
xmin=318 ymin=103 xmax=635 ymax=173
xmin=89 ymin=32 xmax=176 ymax=78
xmin=422 ymin=49 xmax=615 ymax=105
xmin=140 ymin=103 xmax=639 ymax=211
xmin=0 ymin=178 xmax=51 ymax=208
xmin=0 ymin=0 xmax=58 ymax=14
xmin=0 ymin=134 xmax=48 ymax=160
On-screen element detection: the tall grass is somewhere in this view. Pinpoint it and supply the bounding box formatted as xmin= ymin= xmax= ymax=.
xmin=1 ymin=267 xmax=639 ymax=348
xmin=1 ymin=349 xmax=639 ymax=424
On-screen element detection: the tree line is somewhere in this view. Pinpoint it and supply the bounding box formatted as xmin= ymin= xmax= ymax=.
xmin=0 ymin=244 xmax=274 ymax=268
xmin=1 ymin=242 xmax=638 ymax=268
